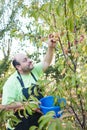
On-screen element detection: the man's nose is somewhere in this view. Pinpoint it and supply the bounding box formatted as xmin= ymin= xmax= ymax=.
xmin=28 ymin=59 xmax=32 ymax=64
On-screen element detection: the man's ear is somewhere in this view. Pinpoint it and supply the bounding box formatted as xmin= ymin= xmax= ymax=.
xmin=16 ymin=65 xmax=21 ymax=71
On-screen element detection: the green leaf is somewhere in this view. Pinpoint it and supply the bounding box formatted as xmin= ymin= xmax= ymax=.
xmin=29 ymin=102 xmax=38 ymax=110
xmin=38 ymin=111 xmax=54 ymax=123
xmin=66 ymin=121 xmax=74 ymax=130
xmin=9 ymin=115 xmax=21 ymax=127
xmin=48 ymin=122 xmax=56 ymax=130
xmin=28 ymin=86 xmax=32 ymax=95
xmin=29 ymin=126 xmax=38 ymax=130
xmin=68 ymin=0 xmax=74 ymax=11
xmin=9 ymin=119 xmax=14 ymax=128
xmin=23 ymin=109 xmax=28 ymax=118
xmin=34 ymin=87 xmax=39 ymax=96
xmin=39 ymin=117 xmax=50 ymax=130
xmin=11 ymin=115 xmax=21 ymax=124
xmin=56 ymin=5 xmax=61 ymax=16
xmin=17 ymin=109 xmax=24 ymax=118
xmin=68 ymin=18 xmax=74 ymax=32
xmin=29 ymin=95 xmax=39 ymax=102
xmin=25 ymin=105 xmax=33 ymax=115
xmin=56 ymin=119 xmax=64 ymax=130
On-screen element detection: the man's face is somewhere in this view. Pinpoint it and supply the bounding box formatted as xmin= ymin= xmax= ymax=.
xmin=15 ymin=53 xmax=34 ymax=73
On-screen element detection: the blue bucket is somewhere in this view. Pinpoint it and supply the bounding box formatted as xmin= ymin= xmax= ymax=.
xmin=39 ymin=96 xmax=66 ymax=118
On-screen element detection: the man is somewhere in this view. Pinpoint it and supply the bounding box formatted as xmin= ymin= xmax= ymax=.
xmin=2 ymin=35 xmax=56 ymax=130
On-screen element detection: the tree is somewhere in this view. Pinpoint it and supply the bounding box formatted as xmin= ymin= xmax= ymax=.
xmin=25 ymin=0 xmax=87 ymax=129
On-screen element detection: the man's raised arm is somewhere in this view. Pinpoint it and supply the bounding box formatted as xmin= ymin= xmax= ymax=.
xmin=42 ymin=35 xmax=56 ymax=72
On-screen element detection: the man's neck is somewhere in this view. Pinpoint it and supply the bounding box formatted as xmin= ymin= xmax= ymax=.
xmin=17 ymin=70 xmax=30 ymax=75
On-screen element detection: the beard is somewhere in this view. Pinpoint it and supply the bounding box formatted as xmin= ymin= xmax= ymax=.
xmin=22 ymin=65 xmax=34 ymax=73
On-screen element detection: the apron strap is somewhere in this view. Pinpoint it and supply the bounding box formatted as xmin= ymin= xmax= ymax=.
xmin=30 ymin=72 xmax=37 ymax=82
xmin=17 ymin=71 xmax=37 ymax=88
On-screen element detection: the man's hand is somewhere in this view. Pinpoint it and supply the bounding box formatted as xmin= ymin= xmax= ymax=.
xmin=43 ymin=33 xmax=58 ymax=72
xmin=47 ymin=34 xmax=58 ymax=48
xmin=0 ymin=102 xmax=24 ymax=111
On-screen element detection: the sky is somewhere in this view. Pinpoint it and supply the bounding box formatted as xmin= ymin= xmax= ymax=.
xmin=0 ymin=0 xmax=36 ymax=60
xmin=0 ymin=0 xmax=49 ymax=60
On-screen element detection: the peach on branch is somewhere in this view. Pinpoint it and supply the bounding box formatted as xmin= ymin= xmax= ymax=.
xmin=53 ymin=32 xmax=60 ymax=41
xmin=49 ymin=33 xmax=60 ymax=41
xmin=74 ymin=52 xmax=79 ymax=58
xmin=64 ymin=48 xmax=68 ymax=54
xmin=79 ymin=35 xmax=84 ymax=43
